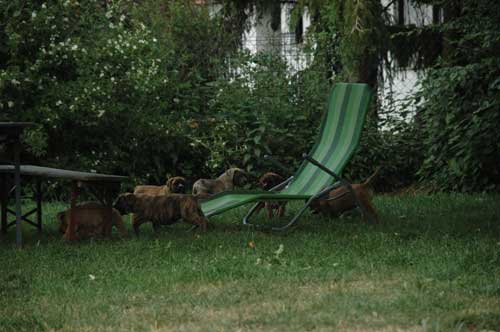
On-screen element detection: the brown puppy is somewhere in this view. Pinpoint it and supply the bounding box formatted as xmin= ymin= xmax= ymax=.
xmin=309 ymin=168 xmax=380 ymax=224
xmin=255 ymin=172 xmax=287 ymax=219
xmin=114 ymin=193 xmax=208 ymax=235
xmin=192 ymin=168 xmax=246 ymax=198
xmin=57 ymin=202 xmax=127 ymax=240
xmin=134 ymin=176 xmax=186 ymax=196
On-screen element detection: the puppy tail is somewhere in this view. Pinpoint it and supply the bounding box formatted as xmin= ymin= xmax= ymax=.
xmin=363 ymin=166 xmax=381 ymax=187
xmin=56 ymin=211 xmax=65 ymax=223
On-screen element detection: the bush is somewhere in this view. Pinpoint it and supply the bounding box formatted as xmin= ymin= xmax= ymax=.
xmin=416 ymin=0 xmax=500 ymax=191
xmin=0 ymin=0 xmax=336 ymax=189
xmin=0 ymin=0 xmax=214 ymax=187
xmin=0 ymin=0 xmax=428 ymax=194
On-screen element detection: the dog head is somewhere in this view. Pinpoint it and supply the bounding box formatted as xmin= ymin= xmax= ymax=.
xmin=259 ymin=172 xmax=284 ymax=190
xmin=113 ymin=193 xmax=136 ymax=215
xmin=57 ymin=211 xmax=68 ymax=234
xmin=308 ymin=198 xmax=327 ymax=215
xmin=166 ymin=176 xmax=187 ymax=194
xmin=226 ymin=168 xmax=247 ymax=187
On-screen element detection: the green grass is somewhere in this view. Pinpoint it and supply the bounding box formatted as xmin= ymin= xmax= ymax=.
xmin=1 ymin=194 xmax=500 ymax=332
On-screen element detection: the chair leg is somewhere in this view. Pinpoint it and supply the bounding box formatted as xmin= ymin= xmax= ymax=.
xmin=302 ymin=154 xmax=376 ymax=224
xmin=272 ymin=185 xmax=336 ymax=231
xmin=271 ymin=197 xmax=314 ymax=231
xmin=337 ymin=183 xmax=376 ymax=224
xmin=242 ymin=202 xmax=262 ymax=226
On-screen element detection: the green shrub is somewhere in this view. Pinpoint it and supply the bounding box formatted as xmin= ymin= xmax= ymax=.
xmin=0 ymin=0 xmax=211 ymax=186
xmin=0 ymin=0 xmax=428 ymax=194
xmin=416 ymin=0 xmax=500 ymax=191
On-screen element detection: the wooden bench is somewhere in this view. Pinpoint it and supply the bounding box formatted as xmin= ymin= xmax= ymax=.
xmin=1 ymin=123 xmax=127 ymax=244
xmin=0 ymin=165 xmax=127 ymax=243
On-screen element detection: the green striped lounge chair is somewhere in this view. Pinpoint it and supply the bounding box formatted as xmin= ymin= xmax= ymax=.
xmin=200 ymin=83 xmax=373 ymax=230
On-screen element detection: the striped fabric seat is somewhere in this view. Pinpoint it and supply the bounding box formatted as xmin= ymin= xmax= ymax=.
xmin=201 ymin=83 xmax=372 ymax=219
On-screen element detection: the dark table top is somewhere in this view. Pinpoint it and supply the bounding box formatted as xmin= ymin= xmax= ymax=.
xmin=0 ymin=122 xmax=34 ymax=129
xmin=0 ymin=123 xmax=127 ymax=183
xmin=0 ymin=165 xmax=127 ymax=183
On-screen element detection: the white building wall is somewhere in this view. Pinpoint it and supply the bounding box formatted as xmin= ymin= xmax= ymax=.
xmin=242 ymin=2 xmax=311 ymax=72
xmin=203 ymin=0 xmax=435 ymax=123
xmin=379 ymin=0 xmax=435 ymax=124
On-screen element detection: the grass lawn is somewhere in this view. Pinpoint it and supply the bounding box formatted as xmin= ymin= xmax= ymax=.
xmin=1 ymin=193 xmax=500 ymax=332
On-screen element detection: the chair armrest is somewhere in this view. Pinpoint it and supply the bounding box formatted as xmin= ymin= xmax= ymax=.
xmin=302 ymin=153 xmax=343 ymax=182
xmin=269 ymin=176 xmax=293 ymax=192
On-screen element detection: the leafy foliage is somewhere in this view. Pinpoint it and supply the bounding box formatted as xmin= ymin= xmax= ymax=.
xmin=1 ymin=0 xmax=498 ymax=193
xmin=0 ymin=0 xmax=212 ymax=185
xmin=416 ymin=0 xmax=500 ymax=191
xmin=0 ymin=0 xmax=329 ymax=189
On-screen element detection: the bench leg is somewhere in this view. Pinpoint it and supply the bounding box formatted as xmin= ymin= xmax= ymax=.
xmin=103 ymin=189 xmax=115 ymax=238
xmin=36 ymin=179 xmax=42 ymax=233
xmin=64 ymin=181 xmax=80 ymax=241
xmin=14 ymin=144 xmax=22 ymax=246
xmin=0 ymin=176 xmax=7 ymax=234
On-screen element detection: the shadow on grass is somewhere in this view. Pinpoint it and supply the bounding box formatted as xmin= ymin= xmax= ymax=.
xmin=1 ymin=193 xmax=499 ymax=248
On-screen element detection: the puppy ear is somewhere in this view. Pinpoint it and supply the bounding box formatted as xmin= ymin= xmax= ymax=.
xmin=57 ymin=211 xmax=67 ymax=233
xmin=116 ymin=193 xmax=135 ymax=207
xmin=125 ymin=193 xmax=136 ymax=205
xmin=166 ymin=177 xmax=174 ymax=188
xmin=234 ymin=168 xmax=245 ymax=179
xmin=225 ymin=168 xmax=234 ymax=179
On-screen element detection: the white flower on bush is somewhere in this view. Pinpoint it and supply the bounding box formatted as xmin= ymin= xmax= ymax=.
xmin=97 ymin=110 xmax=105 ymax=118
xmin=8 ymin=101 xmax=14 ymax=108
xmin=41 ymin=3 xmax=46 ymax=9
xmin=11 ymin=79 xmax=20 ymax=85
xmin=120 ymin=15 xmax=126 ymax=22
xmin=56 ymin=100 xmax=62 ymax=106
xmin=71 ymin=44 xmax=78 ymax=51
xmin=32 ymin=11 xmax=37 ymax=18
